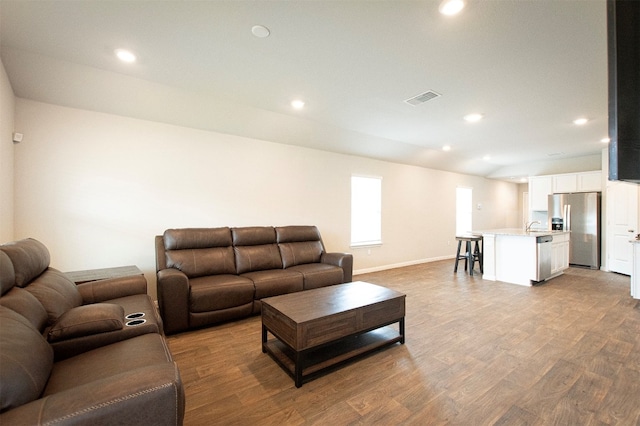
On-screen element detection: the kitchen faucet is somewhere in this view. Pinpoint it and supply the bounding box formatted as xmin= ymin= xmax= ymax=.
xmin=526 ymin=220 xmax=541 ymax=232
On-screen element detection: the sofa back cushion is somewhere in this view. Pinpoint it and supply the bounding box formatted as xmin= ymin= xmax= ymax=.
xmin=232 ymin=227 xmax=282 ymax=274
xmin=163 ymin=228 xmax=236 ymax=277
xmin=0 ymin=251 xmax=15 ymax=296
xmin=276 ymin=226 xmax=325 ymax=268
xmin=166 ymin=247 xmax=236 ymax=277
xmin=232 ymin=227 xmax=276 ymax=246
xmin=0 ymin=238 xmax=50 ymax=288
xmin=25 ymin=268 xmax=83 ymax=325
xmin=0 ymin=287 xmax=49 ymax=332
xmin=234 ymin=245 xmax=283 ymax=274
xmin=278 ymin=242 xmax=324 ymax=268
xmin=0 ymin=306 xmax=54 ymax=412
xmin=275 ymin=226 xmax=322 ymax=244
xmin=163 ymin=227 xmax=231 ymax=250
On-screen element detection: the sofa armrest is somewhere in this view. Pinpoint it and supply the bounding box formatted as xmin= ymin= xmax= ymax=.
xmin=78 ymin=275 xmax=148 ymax=304
xmin=321 ymin=252 xmax=353 ymax=283
xmin=0 ymin=363 xmax=185 ymax=425
xmin=157 ymin=268 xmax=190 ymax=334
xmin=47 ymin=304 xmax=124 ymax=342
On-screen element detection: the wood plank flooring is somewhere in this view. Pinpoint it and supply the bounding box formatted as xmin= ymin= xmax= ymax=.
xmin=166 ymin=260 xmax=640 ymax=425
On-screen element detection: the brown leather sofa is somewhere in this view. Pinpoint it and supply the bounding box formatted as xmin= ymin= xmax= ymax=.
xmin=155 ymin=226 xmax=353 ymax=334
xmin=0 ymin=238 xmax=185 ymax=425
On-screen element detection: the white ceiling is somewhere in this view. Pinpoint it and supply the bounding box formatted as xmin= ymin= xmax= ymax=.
xmin=0 ymin=0 xmax=608 ymax=181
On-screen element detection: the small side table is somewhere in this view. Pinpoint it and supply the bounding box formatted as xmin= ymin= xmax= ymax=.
xmin=64 ymin=265 xmax=143 ymax=284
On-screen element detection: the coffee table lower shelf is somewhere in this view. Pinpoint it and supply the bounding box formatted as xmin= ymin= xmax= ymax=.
xmin=262 ymin=325 xmax=403 ymax=387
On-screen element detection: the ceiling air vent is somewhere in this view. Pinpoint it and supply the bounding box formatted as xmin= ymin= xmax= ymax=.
xmin=404 ymin=90 xmax=441 ymax=106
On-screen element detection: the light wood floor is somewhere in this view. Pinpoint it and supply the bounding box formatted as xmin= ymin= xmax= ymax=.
xmin=166 ymin=260 xmax=640 ymax=425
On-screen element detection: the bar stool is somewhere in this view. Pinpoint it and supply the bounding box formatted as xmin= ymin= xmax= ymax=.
xmin=454 ymin=234 xmax=483 ymax=276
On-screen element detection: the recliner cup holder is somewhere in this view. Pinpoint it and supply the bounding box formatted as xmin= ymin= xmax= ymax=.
xmin=125 ymin=312 xmax=145 ymax=319
xmin=126 ymin=319 xmax=147 ymax=326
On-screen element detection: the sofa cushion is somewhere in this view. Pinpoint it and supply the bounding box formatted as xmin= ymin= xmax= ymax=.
xmin=25 ymin=268 xmax=83 ymax=325
xmin=163 ymin=227 xmax=231 ymax=250
xmin=275 ymin=225 xmax=322 ymax=243
xmin=0 ymin=251 xmax=15 ymax=295
xmin=234 ymin=245 xmax=283 ymax=274
xmin=0 ymin=306 xmax=54 ymax=412
xmin=242 ymin=269 xmax=303 ymax=299
xmin=231 ymin=226 xmax=277 ymax=246
xmin=0 ymin=287 xmax=49 ymax=331
xmin=0 ymin=238 xmax=50 ymax=288
xmin=287 ymin=263 xmax=344 ymax=290
xmin=279 ymin=241 xmax=324 ymax=268
xmin=189 ymin=275 xmax=255 ymax=312
xmin=48 ymin=303 xmax=124 ymax=343
xmin=43 ymin=333 xmax=172 ymax=396
xmin=166 ymin=246 xmax=236 ymax=278
xmin=275 ymin=226 xmax=325 ymax=268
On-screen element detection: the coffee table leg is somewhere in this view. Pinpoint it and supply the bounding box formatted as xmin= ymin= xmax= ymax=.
xmin=295 ymin=352 xmax=303 ymax=388
xmin=262 ymin=324 xmax=267 ymax=353
xmin=400 ymin=318 xmax=405 ymax=344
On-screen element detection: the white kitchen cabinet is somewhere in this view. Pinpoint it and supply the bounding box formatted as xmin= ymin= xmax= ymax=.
xmin=551 ymin=232 xmax=570 ymax=275
xmin=552 ymin=171 xmax=601 ymax=194
xmin=553 ymin=174 xmax=577 ymax=193
xmin=529 ymin=176 xmax=552 ymax=211
xmin=577 ymin=171 xmax=602 ymax=192
xmin=529 ymin=171 xmax=602 ymax=224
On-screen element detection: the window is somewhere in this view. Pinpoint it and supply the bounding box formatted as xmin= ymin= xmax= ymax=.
xmin=456 ymin=186 xmax=472 ymax=235
xmin=351 ymin=175 xmax=382 ymax=246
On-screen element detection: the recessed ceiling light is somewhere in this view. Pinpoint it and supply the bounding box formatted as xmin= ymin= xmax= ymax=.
xmin=483 ymin=155 xmax=491 ymax=161
xmin=464 ymin=113 xmax=484 ymax=123
xmin=251 ymin=25 xmax=270 ymax=38
xmin=439 ymin=0 xmax=465 ymax=16
xmin=573 ymin=117 xmax=588 ymax=125
xmin=601 ymin=137 xmax=610 ymax=143
xmin=442 ymin=145 xmax=451 ymax=151
xmin=115 ymin=49 xmax=136 ymax=63
xmin=291 ymin=100 xmax=305 ymax=110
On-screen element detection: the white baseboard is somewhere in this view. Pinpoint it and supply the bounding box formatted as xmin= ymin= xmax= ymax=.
xmin=353 ymin=255 xmax=456 ymax=276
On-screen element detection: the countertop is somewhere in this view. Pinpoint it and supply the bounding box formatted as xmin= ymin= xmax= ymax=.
xmin=474 ymin=228 xmax=570 ymax=237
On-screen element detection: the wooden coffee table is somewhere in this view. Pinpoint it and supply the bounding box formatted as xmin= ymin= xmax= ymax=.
xmin=261 ymin=281 xmax=405 ymax=387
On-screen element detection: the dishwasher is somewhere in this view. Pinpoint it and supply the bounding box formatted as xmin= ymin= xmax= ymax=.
xmin=535 ymin=235 xmax=553 ymax=281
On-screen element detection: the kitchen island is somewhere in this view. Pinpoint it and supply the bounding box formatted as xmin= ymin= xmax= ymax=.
xmin=477 ymin=229 xmax=571 ymax=286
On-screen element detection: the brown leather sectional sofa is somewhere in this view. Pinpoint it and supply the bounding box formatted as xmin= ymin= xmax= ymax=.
xmin=0 ymin=238 xmax=185 ymax=425
xmin=155 ymin=226 xmax=353 ymax=334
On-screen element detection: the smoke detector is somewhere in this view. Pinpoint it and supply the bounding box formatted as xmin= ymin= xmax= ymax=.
xmin=404 ymin=90 xmax=441 ymax=106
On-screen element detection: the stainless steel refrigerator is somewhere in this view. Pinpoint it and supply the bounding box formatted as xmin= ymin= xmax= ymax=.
xmin=548 ymin=192 xmax=601 ymax=269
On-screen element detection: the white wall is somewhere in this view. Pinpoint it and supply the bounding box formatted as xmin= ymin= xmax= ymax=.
xmin=0 ymin=59 xmax=15 ymax=243
xmin=13 ymin=99 xmax=519 ymax=299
